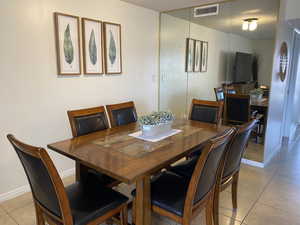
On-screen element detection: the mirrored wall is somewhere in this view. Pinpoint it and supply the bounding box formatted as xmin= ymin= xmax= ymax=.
xmin=159 ymin=0 xmax=280 ymax=163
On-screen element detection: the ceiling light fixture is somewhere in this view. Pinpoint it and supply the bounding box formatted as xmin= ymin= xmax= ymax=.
xmin=242 ymin=18 xmax=258 ymax=31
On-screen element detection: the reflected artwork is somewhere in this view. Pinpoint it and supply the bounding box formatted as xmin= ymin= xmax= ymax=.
xmin=186 ymin=38 xmax=195 ymax=72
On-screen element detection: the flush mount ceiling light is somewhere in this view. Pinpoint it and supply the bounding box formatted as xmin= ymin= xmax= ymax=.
xmin=242 ymin=18 xmax=258 ymax=31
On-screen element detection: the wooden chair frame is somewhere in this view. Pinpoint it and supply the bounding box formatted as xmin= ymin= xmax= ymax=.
xmin=135 ymin=128 xmax=235 ymax=225
xmin=67 ymin=106 xmax=109 ymax=138
xmin=106 ymin=101 xmax=137 ymax=128
xmin=224 ymin=94 xmax=251 ymax=124
xmin=189 ymin=99 xmax=224 ymax=127
xmin=213 ymin=120 xmax=257 ymax=225
xmin=7 ymin=135 xmax=128 ymax=225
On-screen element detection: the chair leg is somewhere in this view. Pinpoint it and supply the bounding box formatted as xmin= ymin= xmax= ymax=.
xmin=121 ymin=205 xmax=128 ymax=225
xmin=232 ymin=172 xmax=239 ymax=209
xmin=34 ymin=202 xmax=45 ymax=225
xmin=206 ymin=196 xmax=214 ymax=225
xmin=213 ymin=186 xmax=220 ymax=225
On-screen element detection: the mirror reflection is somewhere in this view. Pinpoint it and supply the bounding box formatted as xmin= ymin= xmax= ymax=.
xmin=159 ymin=0 xmax=280 ymax=163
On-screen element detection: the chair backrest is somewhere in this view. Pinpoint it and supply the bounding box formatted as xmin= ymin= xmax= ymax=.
xmin=225 ymin=94 xmax=250 ymax=123
xmin=185 ymin=128 xmax=235 ymax=209
xmin=7 ymin=135 xmax=73 ymax=224
xmin=214 ymin=87 xmax=225 ymax=102
xmin=67 ymin=106 xmax=109 ymax=137
xmin=189 ymin=99 xmax=223 ymax=125
xmin=223 ymin=119 xmax=257 ymax=178
xmin=106 ymin=101 xmax=137 ymax=127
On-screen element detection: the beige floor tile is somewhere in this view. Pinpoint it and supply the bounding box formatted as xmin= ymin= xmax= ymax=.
xmin=219 ymin=190 xmax=256 ymax=222
xmin=1 ymin=192 xmax=33 ymax=213
xmin=0 ymin=205 xmax=6 ymax=216
xmin=9 ymin=203 xmax=36 ymax=225
xmin=243 ymin=142 xmax=264 ymax=162
xmin=244 ymin=203 xmax=300 ymax=225
xmin=0 ymin=214 xmax=17 ymax=225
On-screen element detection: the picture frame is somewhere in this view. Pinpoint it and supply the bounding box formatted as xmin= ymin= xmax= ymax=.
xmin=186 ymin=38 xmax=195 ymax=72
xmin=54 ymin=12 xmax=81 ymax=75
xmin=82 ymin=18 xmax=104 ymax=75
xmin=194 ymin=40 xmax=202 ymax=72
xmin=201 ymin=41 xmax=208 ymax=72
xmin=103 ymin=22 xmax=122 ymax=74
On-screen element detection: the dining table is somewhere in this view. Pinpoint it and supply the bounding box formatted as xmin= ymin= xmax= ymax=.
xmin=47 ymin=119 xmax=229 ymax=225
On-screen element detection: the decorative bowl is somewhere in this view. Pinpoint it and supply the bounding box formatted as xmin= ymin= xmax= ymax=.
xmin=141 ymin=121 xmax=173 ymax=137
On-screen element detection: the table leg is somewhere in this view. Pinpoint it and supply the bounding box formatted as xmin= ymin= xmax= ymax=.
xmin=135 ymin=175 xmax=151 ymax=225
xmin=75 ymin=161 xmax=89 ymax=182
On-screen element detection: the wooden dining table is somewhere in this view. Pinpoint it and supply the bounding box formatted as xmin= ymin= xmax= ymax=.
xmin=47 ymin=119 xmax=228 ymax=225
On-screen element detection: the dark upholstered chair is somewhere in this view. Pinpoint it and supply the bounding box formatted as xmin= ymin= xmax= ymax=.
xmin=7 ymin=134 xmax=128 ymax=225
xmin=106 ymin=101 xmax=137 ymax=128
xmin=67 ymin=106 xmax=109 ymax=137
xmin=67 ymin=106 xmax=118 ymax=186
xmin=131 ymin=128 xmax=235 ymax=225
xmin=190 ymin=99 xmax=223 ymax=126
xmin=214 ymin=87 xmax=225 ymax=102
xmin=169 ymin=120 xmax=257 ymax=225
xmin=225 ymin=94 xmax=252 ymax=124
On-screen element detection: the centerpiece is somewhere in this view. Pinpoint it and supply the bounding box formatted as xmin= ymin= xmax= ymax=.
xmin=139 ymin=111 xmax=175 ymax=137
xmin=249 ymin=88 xmax=264 ymax=102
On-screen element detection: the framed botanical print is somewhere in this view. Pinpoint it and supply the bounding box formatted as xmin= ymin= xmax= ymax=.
xmin=54 ymin=12 xmax=81 ymax=75
xmin=82 ymin=18 xmax=104 ymax=75
xmin=201 ymin=41 xmax=208 ymax=72
xmin=194 ymin=40 xmax=201 ymax=72
xmin=186 ymin=38 xmax=195 ymax=72
xmin=103 ymin=22 xmax=122 ymax=74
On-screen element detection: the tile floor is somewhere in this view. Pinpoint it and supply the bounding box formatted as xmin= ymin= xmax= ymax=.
xmin=1 ymin=139 xmax=300 ymax=225
xmin=243 ymin=139 xmax=264 ymax=163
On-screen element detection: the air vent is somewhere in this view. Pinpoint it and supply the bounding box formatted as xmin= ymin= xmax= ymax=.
xmin=194 ymin=4 xmax=219 ymax=18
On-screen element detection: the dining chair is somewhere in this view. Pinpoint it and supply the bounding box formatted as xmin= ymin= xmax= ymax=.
xmin=131 ymin=128 xmax=235 ymax=225
xmin=7 ymin=134 xmax=128 ymax=225
xmin=225 ymin=94 xmax=252 ymax=124
xmin=190 ymin=99 xmax=224 ymax=126
xmin=214 ymin=87 xmax=225 ymax=102
xmin=168 ymin=120 xmax=257 ymax=225
xmin=106 ymin=101 xmax=137 ymax=127
xmin=67 ymin=106 xmax=119 ymax=187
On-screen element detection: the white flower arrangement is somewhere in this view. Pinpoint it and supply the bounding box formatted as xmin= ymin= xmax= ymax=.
xmin=139 ymin=111 xmax=175 ymax=126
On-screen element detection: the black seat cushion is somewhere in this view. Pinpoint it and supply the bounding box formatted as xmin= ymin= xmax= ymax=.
xmin=66 ymin=179 xmax=128 ymax=225
xmin=169 ymin=157 xmax=198 ymax=178
xmin=132 ymin=171 xmax=190 ymax=217
xmin=74 ymin=113 xmax=108 ymax=136
xmin=112 ymin=107 xmax=137 ymax=126
xmin=190 ymin=105 xmax=218 ymax=124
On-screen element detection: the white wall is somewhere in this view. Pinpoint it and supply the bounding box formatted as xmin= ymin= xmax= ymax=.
xmin=160 ymin=14 xmax=254 ymax=116
xmin=282 ymin=0 xmax=300 ymax=21
xmin=252 ymin=40 xmax=275 ymax=86
xmin=0 ymin=0 xmax=159 ymax=197
xmin=264 ymin=21 xmax=294 ymax=163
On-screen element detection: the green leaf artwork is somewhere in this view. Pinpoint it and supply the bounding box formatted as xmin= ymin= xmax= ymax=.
xmin=89 ymin=29 xmax=97 ymax=65
xmin=109 ymin=31 xmax=117 ymax=65
xmin=64 ymin=24 xmax=74 ymax=65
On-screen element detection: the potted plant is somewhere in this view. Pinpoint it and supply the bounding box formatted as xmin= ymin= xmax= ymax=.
xmin=139 ymin=111 xmax=175 ymax=137
xmin=249 ymin=88 xmax=264 ymax=102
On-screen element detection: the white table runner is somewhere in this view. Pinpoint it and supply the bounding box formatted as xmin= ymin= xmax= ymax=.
xmin=129 ymin=129 xmax=182 ymax=142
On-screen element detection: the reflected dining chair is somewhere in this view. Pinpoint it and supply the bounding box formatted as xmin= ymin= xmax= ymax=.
xmin=225 ymin=94 xmax=251 ymax=124
xmin=214 ymin=87 xmax=225 ymax=102
xmin=106 ymin=101 xmax=137 ymax=127
xmin=169 ymin=120 xmax=257 ymax=225
xmin=190 ymin=99 xmax=223 ymax=126
xmin=7 ymin=134 xmax=128 ymax=225
xmin=131 ymin=128 xmax=235 ymax=225
xmin=67 ymin=106 xmax=118 ymax=186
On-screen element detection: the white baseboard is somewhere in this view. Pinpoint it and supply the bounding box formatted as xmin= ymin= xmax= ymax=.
xmin=0 ymin=168 xmax=75 ymax=203
xmin=241 ymin=158 xmax=264 ymax=168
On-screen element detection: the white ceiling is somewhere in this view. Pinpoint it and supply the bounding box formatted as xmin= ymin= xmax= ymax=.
xmin=121 ymin=0 xmax=231 ymax=12
xmin=167 ymin=0 xmax=280 ymax=40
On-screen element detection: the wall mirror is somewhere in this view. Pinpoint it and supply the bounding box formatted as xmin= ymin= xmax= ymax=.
xmin=159 ymin=0 xmax=280 ymax=164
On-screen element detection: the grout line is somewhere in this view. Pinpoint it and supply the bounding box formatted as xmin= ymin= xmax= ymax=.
xmin=239 ymin=164 xmax=280 ymax=224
